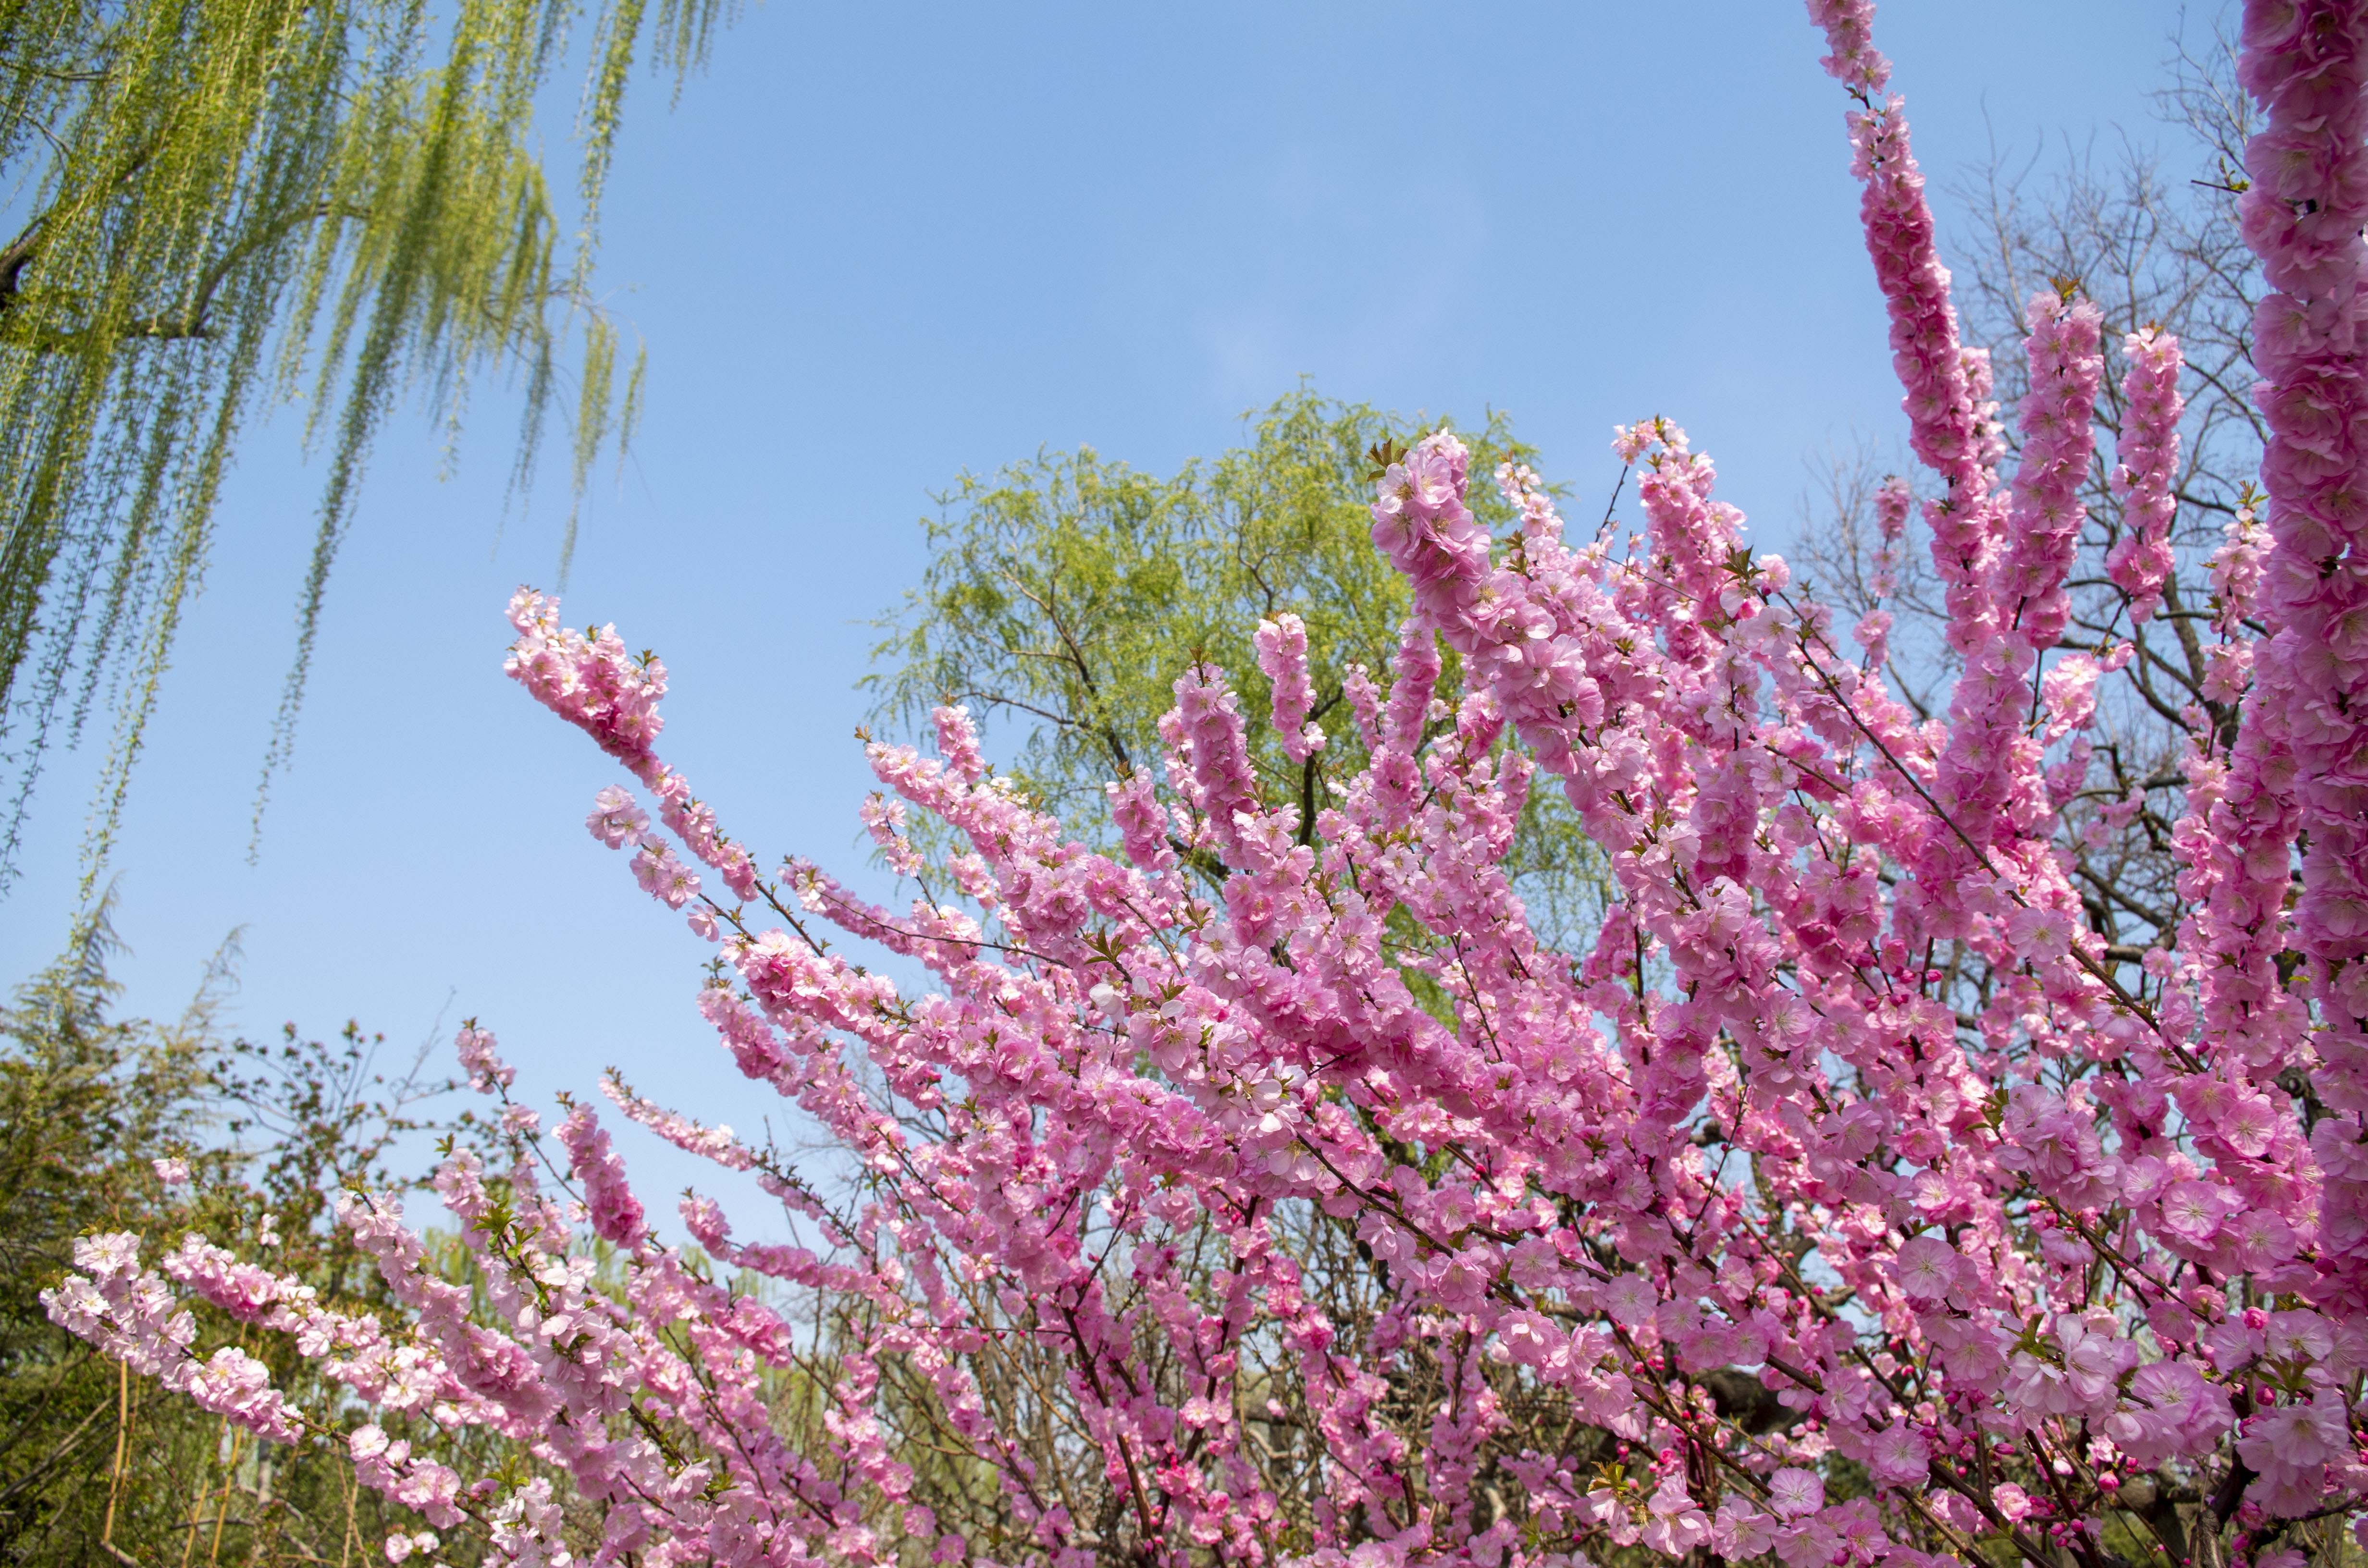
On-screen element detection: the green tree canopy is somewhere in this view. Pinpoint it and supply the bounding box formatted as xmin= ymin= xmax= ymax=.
xmin=0 ymin=0 xmax=731 ymax=894
xmin=868 ymin=386 xmax=1610 ymax=951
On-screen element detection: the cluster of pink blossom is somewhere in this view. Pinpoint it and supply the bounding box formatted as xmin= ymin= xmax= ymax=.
xmin=2104 ymin=327 xmax=2187 ymax=625
xmin=46 ymin=3 xmax=2368 ymax=1566
xmin=456 ymin=1021 xmax=516 ymax=1092
xmin=1992 ymin=289 xmax=2105 ymax=655
xmin=1805 ymin=0 xmax=1887 ymax=97
xmin=509 ymin=608 xmax=762 ymax=925
xmin=44 ymin=1233 xmax=293 ymax=1443
xmin=1254 ymin=611 xmax=1327 ymax=764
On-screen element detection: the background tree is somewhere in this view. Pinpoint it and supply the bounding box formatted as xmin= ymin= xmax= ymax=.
xmin=0 ymin=0 xmax=734 ymax=894
xmin=868 ymin=386 xmax=1613 ymax=954
xmin=0 ymin=916 xmax=218 ymax=1563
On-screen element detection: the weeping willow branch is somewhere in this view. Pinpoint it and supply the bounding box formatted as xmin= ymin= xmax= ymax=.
xmin=0 ymin=0 xmax=697 ymax=899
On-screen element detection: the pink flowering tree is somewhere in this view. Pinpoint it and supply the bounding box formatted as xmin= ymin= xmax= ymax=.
xmin=45 ymin=4 xmax=2368 ymax=1567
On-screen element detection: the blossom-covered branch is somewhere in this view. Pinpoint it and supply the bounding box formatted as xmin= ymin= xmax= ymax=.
xmin=45 ymin=4 xmax=2368 ymax=1567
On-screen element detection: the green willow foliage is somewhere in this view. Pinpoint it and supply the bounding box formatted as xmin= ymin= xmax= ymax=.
xmin=0 ymin=0 xmax=730 ymax=892
xmin=868 ymin=387 xmax=1613 ymax=953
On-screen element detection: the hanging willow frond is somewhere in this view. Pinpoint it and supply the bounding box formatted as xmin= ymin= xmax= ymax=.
xmin=0 ymin=0 xmax=727 ymax=896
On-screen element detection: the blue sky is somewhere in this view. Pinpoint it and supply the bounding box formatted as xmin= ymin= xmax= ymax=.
xmin=2 ymin=0 xmax=2207 ymax=1232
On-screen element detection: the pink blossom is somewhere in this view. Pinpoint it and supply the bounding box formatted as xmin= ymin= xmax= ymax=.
xmin=2104 ymin=327 xmax=2186 ymax=623
xmin=1768 ymin=1467 xmax=1824 ymax=1520
xmin=1864 ymin=1424 xmax=1928 ymax=1486
xmin=585 ymin=782 xmax=648 ymax=847
xmin=453 ymin=1023 xmax=514 ymax=1093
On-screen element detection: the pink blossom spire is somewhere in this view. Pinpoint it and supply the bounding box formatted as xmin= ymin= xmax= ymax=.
xmin=1167 ymin=659 xmax=1262 ymax=862
xmin=1871 ymin=472 xmax=1910 ymax=598
xmin=1812 ymin=0 xmax=2007 ymax=645
xmin=1995 ymin=289 xmax=2106 ymax=654
xmin=2236 ymin=0 xmax=2368 ymax=960
xmin=2104 ymin=326 xmax=2187 ymax=624
xmin=2211 ymin=0 xmax=2368 ymax=1308
xmin=554 ymin=1103 xmax=649 ymax=1245
xmin=1252 ymin=612 xmax=1326 ymax=763
xmin=1910 ymin=286 xmax=2103 ymax=945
